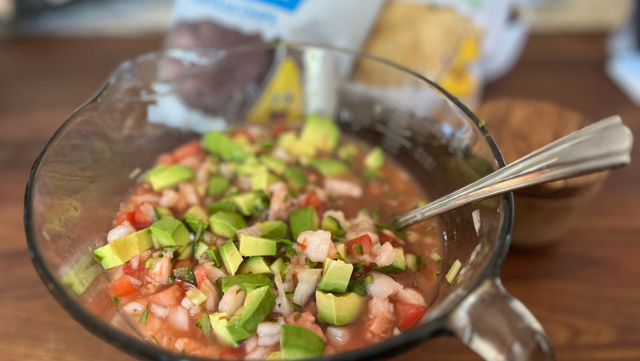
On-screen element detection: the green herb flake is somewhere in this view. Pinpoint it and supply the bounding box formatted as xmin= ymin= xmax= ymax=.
xmin=306 ymin=259 xmax=318 ymax=268
xmin=353 ymin=262 xmax=365 ymax=269
xmin=151 ymin=335 xmax=160 ymax=345
xmin=168 ymin=276 xmax=175 ymax=284
xmin=347 ymin=278 xmax=367 ymax=296
xmin=280 ymin=262 xmax=291 ymax=282
xmin=267 ymin=318 xmax=278 ymax=323
xmin=279 ymin=239 xmax=297 ymax=256
xmin=423 ymin=226 xmax=433 ymax=236
xmin=139 ymin=303 xmax=149 ymax=325
xmin=173 ymin=267 xmax=197 ymax=285
xmin=363 ymin=274 xmax=374 ymax=286
xmin=336 ymin=251 xmax=345 ymax=262
xmin=292 ymin=302 xmax=302 ymax=309
xmin=354 ymin=244 xmax=364 ymax=255
xmin=182 ymin=349 xmax=186 ymax=354
xmin=416 ymin=255 xmax=423 ymax=269
xmin=478 ymin=119 xmax=485 ymax=128
xmin=163 ymin=245 xmax=181 ymax=253
xmin=413 ymin=279 xmax=418 ymax=288
xmin=194 ymin=220 xmax=204 ymax=242
xmin=196 ymin=313 xmax=211 ymax=338
xmin=294 ymin=312 xmax=302 ymax=321
xmin=88 ymin=246 xmax=93 ymax=253
xmin=435 ymin=272 xmax=440 ymax=280
xmin=112 ymin=296 xmax=119 ymax=307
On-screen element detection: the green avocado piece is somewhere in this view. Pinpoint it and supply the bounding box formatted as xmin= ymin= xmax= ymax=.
xmin=147 ymin=164 xmax=196 ymax=191
xmin=203 ymin=131 xmax=249 ymax=162
xmin=183 ymin=206 xmax=210 ymax=231
xmin=337 ymin=144 xmax=358 ymax=162
xmin=154 ymin=206 xmax=174 ymax=220
xmin=235 ymin=157 xmax=267 ymax=176
xmin=258 ymin=221 xmax=289 ymax=239
xmin=209 ymin=211 xmax=246 ymax=239
xmin=232 ymin=192 xmax=260 ymax=216
xmin=277 ymin=131 xmax=316 ymax=158
xmin=318 ymin=258 xmax=353 ymax=293
xmin=226 ymin=286 xmax=276 ymax=342
xmin=259 ymin=155 xmax=287 ymax=175
xmin=149 ymin=219 xmax=190 ymax=247
xmin=405 ymin=254 xmax=418 ymax=271
xmin=364 ymin=146 xmax=385 ymax=170
xmin=177 ymin=242 xmax=194 ymax=260
xmin=289 ymin=206 xmax=319 ymax=240
xmin=280 ymin=324 xmax=326 ymax=359
xmin=239 ymin=234 xmax=277 ymax=257
xmin=218 ymin=273 xmax=274 ymax=293
xmin=251 ymin=171 xmax=279 ymax=194
xmin=315 ymin=291 xmax=366 ymax=326
xmin=219 ymin=240 xmax=244 ymax=276
xmin=144 ymin=164 xmax=167 ymax=182
xmin=194 ymin=241 xmax=209 ymax=259
xmin=209 ymin=312 xmax=239 ymax=347
xmin=300 ymin=114 xmax=340 ymax=153
xmin=321 ymin=216 xmax=344 ymax=237
xmin=208 ymin=199 xmax=235 ymax=215
xmin=308 ymin=158 xmax=348 ymax=177
xmin=237 ymin=256 xmax=271 ymax=274
xmin=94 ymin=229 xmax=152 ymax=269
xmin=266 ymin=351 xmax=282 ymax=360
xmin=269 ymin=256 xmax=285 ymax=276
xmin=374 ymin=247 xmax=406 ymax=273
xmin=335 ymin=243 xmax=347 ymax=261
xmin=208 ymin=176 xmax=229 ymax=196
xmin=283 ymin=166 xmax=307 ymax=191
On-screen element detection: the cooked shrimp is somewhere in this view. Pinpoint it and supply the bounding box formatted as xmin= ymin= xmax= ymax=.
xmin=257 ymin=320 xmax=282 ymax=346
xmin=296 ymin=230 xmax=336 ymax=262
xmin=199 ymin=279 xmax=220 ymax=313
xmin=326 ymin=326 xmax=350 ymax=344
xmin=236 ymin=224 xmax=262 ymax=239
xmin=218 ymin=285 xmax=245 ymax=316
xmin=345 ymin=212 xmax=377 ymax=241
xmin=366 ymin=296 xmax=395 ymax=340
xmin=107 ymin=221 xmax=136 ymax=243
xmin=159 ymin=189 xmax=180 ymax=208
xmin=324 ymin=178 xmax=363 ymax=198
xmin=149 ymin=254 xmax=173 ymax=284
xmin=397 ymin=288 xmax=426 ymax=306
xmin=168 ymin=306 xmax=190 ymax=332
xmin=373 ymin=242 xmax=396 ymax=267
xmin=179 ymin=155 xmax=202 ymax=170
xmin=200 ymin=262 xmax=227 ymax=283
xmin=179 ymin=183 xmax=199 ymax=206
xmin=267 ymin=182 xmax=294 ymax=221
xmin=286 ymin=312 xmax=327 ymax=342
xmin=271 ymin=147 xmax=292 ymax=163
xmin=196 ymin=158 xmax=211 ymax=185
xmin=244 ymin=334 xmax=276 ymax=360
xmin=366 ymin=272 xmax=402 ymax=299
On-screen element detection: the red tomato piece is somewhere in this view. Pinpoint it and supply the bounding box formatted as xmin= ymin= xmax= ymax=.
xmin=303 ymin=192 xmax=322 ymax=210
xmin=173 ymin=140 xmax=204 ymax=161
xmin=193 ymin=265 xmax=208 ymax=287
xmin=107 ymin=276 xmax=139 ymax=297
xmin=395 ymin=302 xmax=428 ymax=331
xmin=147 ymin=285 xmax=184 ymax=307
xmin=219 ymin=348 xmax=242 ymax=360
xmin=347 ymin=234 xmax=373 ymax=255
xmin=115 ymin=211 xmax=135 ymax=226
xmin=157 ymin=153 xmax=177 ymax=166
xmin=133 ymin=202 xmax=155 ymax=229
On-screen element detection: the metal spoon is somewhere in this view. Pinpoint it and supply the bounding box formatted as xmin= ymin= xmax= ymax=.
xmin=392 ymin=116 xmax=634 ymax=230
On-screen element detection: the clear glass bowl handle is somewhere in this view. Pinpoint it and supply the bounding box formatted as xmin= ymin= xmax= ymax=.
xmin=447 ymin=277 xmax=556 ymax=361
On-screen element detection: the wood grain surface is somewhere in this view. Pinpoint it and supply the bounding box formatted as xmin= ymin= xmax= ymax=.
xmin=0 ymin=34 xmax=638 ymax=361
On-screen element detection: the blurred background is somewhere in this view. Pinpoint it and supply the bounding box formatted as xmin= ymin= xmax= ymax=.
xmin=1 ymin=0 xmax=639 ymax=361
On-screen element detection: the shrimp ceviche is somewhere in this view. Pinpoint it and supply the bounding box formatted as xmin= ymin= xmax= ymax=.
xmin=94 ymin=115 xmax=443 ymax=359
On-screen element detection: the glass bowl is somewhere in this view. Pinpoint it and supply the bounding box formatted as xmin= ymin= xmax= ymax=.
xmin=24 ymin=43 xmax=555 ymax=361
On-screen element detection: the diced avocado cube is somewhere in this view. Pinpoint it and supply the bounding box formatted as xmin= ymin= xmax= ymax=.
xmin=149 ymin=219 xmax=190 ymax=247
xmin=430 ymin=252 xmax=443 ymax=263
xmin=183 ymin=206 xmax=210 ymax=231
xmin=335 ymin=243 xmax=347 ymax=261
xmin=318 ymin=258 xmax=353 ymax=293
xmin=235 ymin=157 xmax=266 ymax=176
xmin=186 ymin=288 xmax=207 ymax=306
xmin=94 ymin=229 xmax=152 ymax=269
xmin=208 ymin=199 xmax=234 ymax=215
xmin=154 ymin=206 xmax=174 ymax=220
xmin=337 ymin=144 xmax=358 ymax=161
xmin=144 ymin=164 xmax=167 ymax=182
xmin=219 ymin=240 xmax=243 ymax=276
xmin=364 ymin=146 xmax=385 ymax=170
xmin=406 ymin=254 xmax=418 ymax=272
xmin=251 ymin=171 xmax=279 ymax=194
xmin=308 ymin=158 xmax=348 ymax=177
xmin=177 ymin=242 xmax=194 ymax=260
xmin=374 ymin=247 xmax=406 ymax=273
xmin=209 ymin=211 xmax=247 ymax=239
xmin=226 ymin=286 xmax=276 ymax=342
xmin=315 ymin=291 xmax=366 ymax=326
xmin=233 ymin=192 xmax=260 ymax=216
xmin=300 ymin=114 xmax=340 ymax=153
xmin=209 ymin=312 xmax=239 ymax=347
xmin=283 ymin=166 xmax=307 ymax=191
xmin=218 ymin=274 xmax=274 ymax=293
xmin=194 ymin=242 xmax=209 ymax=259
xmin=277 ymin=131 xmax=316 ymax=158
xmin=321 ymin=216 xmax=344 ymax=237
xmin=208 ymin=176 xmax=229 ymax=196
xmin=258 ymin=221 xmax=289 ymax=239
xmin=147 ymin=164 xmax=196 ymax=191
xmin=289 ymin=206 xmax=319 ymax=240
xmin=238 ymin=256 xmax=271 ymax=274
xmin=270 ymin=257 xmax=285 ymax=276
xmin=203 ymin=131 xmax=249 ymax=162
xmin=259 ymin=155 xmax=287 ymax=175
xmin=239 ymin=234 xmax=277 ymax=257
xmin=205 ymin=247 xmax=222 ymax=268
xmin=266 ymin=352 xmax=281 ymax=360
xmin=280 ymin=324 xmax=326 ymax=359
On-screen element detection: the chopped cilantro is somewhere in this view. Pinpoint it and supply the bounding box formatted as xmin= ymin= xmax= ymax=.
xmin=173 ymin=267 xmax=197 ymax=285
xmin=139 ymin=303 xmax=149 ymax=325
xmin=267 ymin=318 xmax=277 ymax=323
xmin=112 ymin=296 xmax=119 ymax=307
xmin=151 ymin=335 xmax=160 ymax=345
xmin=413 ymin=279 xmax=418 ymax=288
xmin=354 ymin=244 xmax=364 ymax=255
xmin=196 ymin=313 xmax=211 ymax=338
xmin=294 ymin=312 xmax=302 ymax=321
xmin=478 ymin=119 xmax=485 ymax=128
xmin=88 ymin=246 xmax=93 ymax=253
xmin=353 ymin=262 xmax=365 ymax=269
xmin=168 ymin=276 xmax=175 ymax=284
xmin=306 ymin=259 xmax=318 ymax=268
xmin=279 ymin=239 xmax=297 ymax=256
xmin=416 ymin=255 xmax=423 ymax=269
xmin=347 ymin=278 xmax=367 ymax=296
xmin=194 ymin=220 xmax=204 ymax=242
xmin=292 ymin=302 xmax=302 ymax=309
xmin=363 ymin=274 xmax=373 ymax=286
xmin=163 ymin=245 xmax=181 ymax=253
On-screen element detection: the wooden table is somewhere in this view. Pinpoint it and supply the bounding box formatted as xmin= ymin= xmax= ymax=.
xmin=1 ymin=34 xmax=638 ymax=360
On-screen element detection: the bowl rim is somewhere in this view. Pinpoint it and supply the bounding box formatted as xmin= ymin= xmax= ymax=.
xmin=24 ymin=42 xmax=514 ymax=361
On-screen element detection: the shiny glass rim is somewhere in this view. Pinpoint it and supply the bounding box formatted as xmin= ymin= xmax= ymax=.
xmin=24 ymin=42 xmax=514 ymax=361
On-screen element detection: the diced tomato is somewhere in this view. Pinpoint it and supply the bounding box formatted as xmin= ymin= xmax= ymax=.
xmin=133 ymin=202 xmax=155 ymax=229
xmin=231 ymin=129 xmax=254 ymax=143
xmin=173 ymin=140 xmax=204 ymax=161
xmin=347 ymin=234 xmax=373 ymax=255
xmin=193 ymin=265 xmax=208 ymax=287
xmin=303 ymin=192 xmax=322 ymax=210
xmin=158 ymin=153 xmax=177 ymax=166
xmin=219 ymin=348 xmax=242 ymax=360
xmin=395 ymin=302 xmax=428 ymax=331
xmin=115 ymin=211 xmax=135 ymax=226
xmin=147 ymin=285 xmax=184 ymax=307
xmin=107 ymin=277 xmax=140 ymax=297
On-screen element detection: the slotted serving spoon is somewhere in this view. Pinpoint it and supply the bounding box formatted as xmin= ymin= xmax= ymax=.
xmin=393 ymin=116 xmax=634 ymax=230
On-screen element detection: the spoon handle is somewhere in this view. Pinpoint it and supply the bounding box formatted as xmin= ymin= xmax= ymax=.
xmin=393 ymin=116 xmax=634 ymax=230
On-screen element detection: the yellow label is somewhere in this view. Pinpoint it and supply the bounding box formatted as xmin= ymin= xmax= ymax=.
xmin=246 ymin=56 xmax=304 ymax=125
